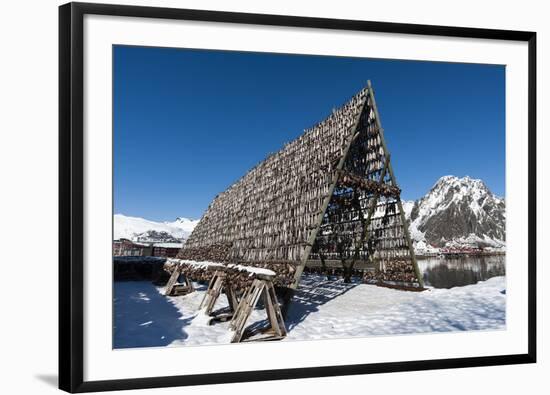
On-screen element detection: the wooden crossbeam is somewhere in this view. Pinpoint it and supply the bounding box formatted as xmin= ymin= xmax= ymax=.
xmin=349 ymin=161 xmax=389 ymax=265
xmin=164 ymin=265 xmax=195 ymax=296
xmin=337 ymin=168 xmax=400 ymax=197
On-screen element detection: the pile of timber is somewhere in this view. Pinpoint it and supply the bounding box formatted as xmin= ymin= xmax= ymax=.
xmin=164 ymin=258 xmax=297 ymax=291
xmin=363 ymin=259 xmax=419 ymax=285
xmin=338 ymin=171 xmax=401 ymax=198
xmin=176 ymin=243 xmax=232 ymax=263
xmin=164 ymin=259 xmax=224 ymax=277
xmin=227 ymin=262 xmax=296 ymax=288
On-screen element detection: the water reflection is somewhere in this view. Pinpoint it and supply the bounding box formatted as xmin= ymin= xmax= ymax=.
xmin=417 ymin=255 xmax=505 ymax=289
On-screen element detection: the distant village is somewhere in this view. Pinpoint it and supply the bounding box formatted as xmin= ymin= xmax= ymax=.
xmin=113 ymin=238 xmax=183 ymax=258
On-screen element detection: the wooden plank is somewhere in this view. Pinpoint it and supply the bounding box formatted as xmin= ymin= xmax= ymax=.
xmin=204 ymin=275 xmax=224 ymax=315
xmin=199 ymin=272 xmax=216 ymax=309
xmin=164 ymin=267 xmax=181 ymax=296
xmin=200 ymin=271 xmax=223 ymax=311
xmin=263 ymin=287 xmax=282 ymax=337
xmin=267 ymin=282 xmax=287 ymax=336
xmin=226 ymin=286 xmax=239 ymax=312
xmin=230 ymin=285 xmax=253 ymax=331
xmin=231 ymin=279 xmax=265 ymax=343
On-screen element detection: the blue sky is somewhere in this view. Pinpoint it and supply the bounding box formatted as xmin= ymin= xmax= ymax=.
xmin=114 ymin=46 xmax=505 ymax=222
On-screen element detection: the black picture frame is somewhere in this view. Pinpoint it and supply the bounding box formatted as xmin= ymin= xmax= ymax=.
xmin=59 ymin=2 xmax=537 ymax=393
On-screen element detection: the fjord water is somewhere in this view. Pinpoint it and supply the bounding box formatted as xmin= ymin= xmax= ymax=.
xmin=417 ymin=255 xmax=505 ymax=289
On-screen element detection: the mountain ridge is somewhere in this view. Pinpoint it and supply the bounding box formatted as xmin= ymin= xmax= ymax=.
xmin=403 ymin=175 xmax=505 ymax=251
xmin=114 ymin=214 xmax=199 ymax=242
xmin=114 ymin=175 xmax=505 ymax=252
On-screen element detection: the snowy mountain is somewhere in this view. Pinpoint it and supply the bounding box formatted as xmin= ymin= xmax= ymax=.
xmin=403 ymin=176 xmax=505 ymax=250
xmin=114 ymin=214 xmax=199 ymax=242
xmin=114 ymin=176 xmax=504 ymax=250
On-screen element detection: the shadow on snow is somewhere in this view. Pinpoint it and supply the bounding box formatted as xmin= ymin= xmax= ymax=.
xmin=285 ymin=275 xmax=359 ymax=331
xmin=113 ymin=281 xmax=190 ymax=348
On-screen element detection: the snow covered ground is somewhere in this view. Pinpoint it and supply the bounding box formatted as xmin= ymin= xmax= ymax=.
xmin=113 ymin=274 xmax=506 ymax=349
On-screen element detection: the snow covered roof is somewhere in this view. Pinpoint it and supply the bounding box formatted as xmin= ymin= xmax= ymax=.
xmin=153 ymin=243 xmax=183 ymax=249
xmin=166 ymin=258 xmax=276 ymax=278
xmin=166 ymin=258 xmax=225 ymax=270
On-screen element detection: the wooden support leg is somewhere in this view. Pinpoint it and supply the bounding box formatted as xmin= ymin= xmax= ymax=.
xmin=225 ymin=285 xmax=239 ymax=312
xmin=229 ymin=284 xmax=253 ymax=331
xmin=169 ymin=276 xmax=195 ymax=296
xmin=266 ymin=282 xmax=287 ymax=337
xmin=203 ymin=273 xmax=225 ymax=315
xmin=263 ymin=287 xmax=281 ymax=337
xmin=233 ymin=280 xmax=261 ymax=342
xmin=184 ymin=276 xmax=194 ymax=293
xmin=199 ymin=271 xmax=222 ymax=310
xmin=230 ymin=279 xmax=287 ymax=343
xmin=231 ymin=279 xmax=265 ymax=343
xmin=164 ymin=267 xmax=181 ymax=296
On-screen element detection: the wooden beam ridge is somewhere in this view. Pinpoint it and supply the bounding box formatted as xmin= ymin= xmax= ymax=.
xmin=291 ymin=93 xmax=370 ymax=288
xmin=366 ymin=80 xmax=424 ymax=288
xmin=307 ymin=81 xmax=424 ymax=288
xmin=349 ymin=160 xmax=390 ymax=268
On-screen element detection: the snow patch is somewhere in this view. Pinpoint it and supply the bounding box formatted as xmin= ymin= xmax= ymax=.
xmin=114 ymin=274 xmax=506 ymax=348
xmin=404 ymin=175 xmax=505 ymax=250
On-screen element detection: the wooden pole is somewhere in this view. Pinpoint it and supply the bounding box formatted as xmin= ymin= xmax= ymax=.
xmin=291 ymin=95 xmax=369 ymax=289
xmin=366 ymin=80 xmax=424 ymax=288
xmin=349 ymin=161 xmax=389 ymax=269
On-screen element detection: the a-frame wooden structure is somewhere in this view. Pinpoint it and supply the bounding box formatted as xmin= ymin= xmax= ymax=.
xmin=294 ymin=81 xmax=423 ymax=288
xmin=163 ymin=259 xmax=288 ymax=342
xmin=178 ymin=81 xmax=423 ymax=289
